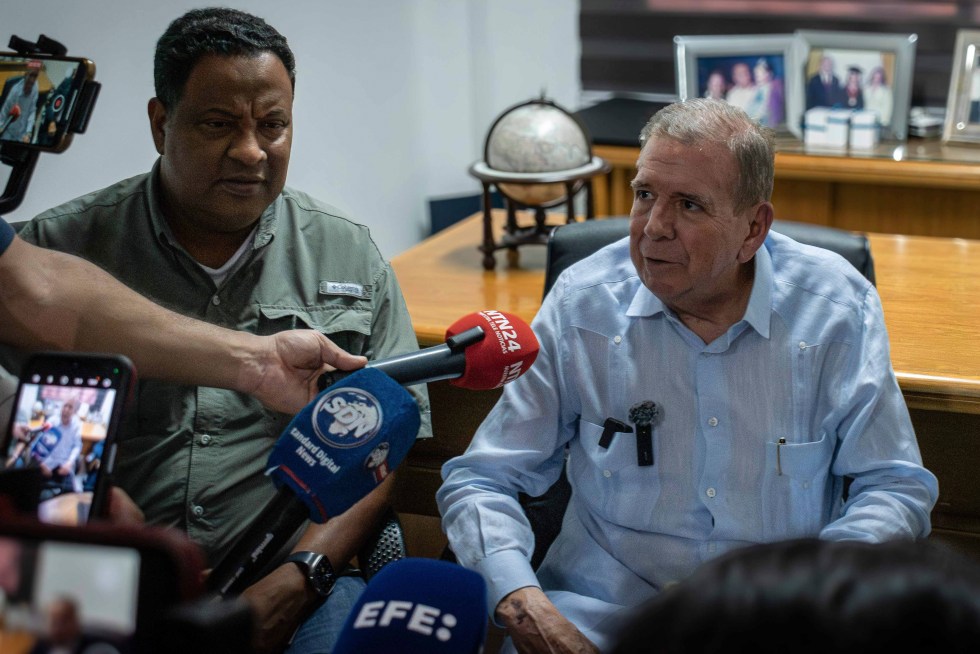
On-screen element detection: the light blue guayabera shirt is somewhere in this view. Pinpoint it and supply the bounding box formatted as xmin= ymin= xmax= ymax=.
xmin=438 ymin=231 xmax=938 ymax=650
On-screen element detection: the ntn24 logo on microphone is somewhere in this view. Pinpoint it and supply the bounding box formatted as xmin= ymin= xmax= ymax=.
xmin=312 ymin=386 xmax=383 ymax=448
xmin=480 ymin=309 xmax=524 ymax=353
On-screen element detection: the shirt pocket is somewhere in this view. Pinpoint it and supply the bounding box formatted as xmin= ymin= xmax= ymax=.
xmin=256 ymin=304 xmax=373 ymax=356
xmin=569 ymin=418 xmax=658 ymax=529
xmin=761 ymin=433 xmax=833 ymax=540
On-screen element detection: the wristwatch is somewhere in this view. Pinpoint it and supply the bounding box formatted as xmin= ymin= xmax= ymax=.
xmin=285 ymin=551 xmax=336 ymax=597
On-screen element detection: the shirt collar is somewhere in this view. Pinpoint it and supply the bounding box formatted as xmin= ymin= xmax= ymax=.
xmin=146 ymin=158 xmax=280 ymax=251
xmin=624 ymin=242 xmax=773 ymax=339
xmin=743 ymin=241 xmax=772 ymax=338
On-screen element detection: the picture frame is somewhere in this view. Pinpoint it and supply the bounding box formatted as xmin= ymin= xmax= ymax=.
xmin=794 ymin=30 xmax=917 ymax=141
xmin=674 ymin=34 xmax=802 ymax=138
xmin=942 ymin=29 xmax=980 ymax=146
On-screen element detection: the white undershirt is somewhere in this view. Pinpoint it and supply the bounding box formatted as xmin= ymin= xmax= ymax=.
xmin=198 ymin=227 xmax=257 ymax=286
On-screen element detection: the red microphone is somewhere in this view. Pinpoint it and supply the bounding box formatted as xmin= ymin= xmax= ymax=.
xmin=317 ymin=310 xmax=539 ymax=391
xmin=0 ymin=104 xmax=21 ymax=136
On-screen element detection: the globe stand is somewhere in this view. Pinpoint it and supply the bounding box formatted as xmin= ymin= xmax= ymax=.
xmin=469 ymin=158 xmax=610 ymax=270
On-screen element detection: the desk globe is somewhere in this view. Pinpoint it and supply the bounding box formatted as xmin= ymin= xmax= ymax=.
xmin=470 ymin=97 xmax=609 ymax=270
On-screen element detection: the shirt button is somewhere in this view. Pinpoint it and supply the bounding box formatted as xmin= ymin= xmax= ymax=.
xmin=211 ymin=295 xmax=221 ymax=306
xmin=708 ymin=417 xmax=718 ymax=427
xmin=613 ymin=335 xmax=622 ymax=344
xmin=603 ymin=470 xmax=612 ymax=478
xmin=706 ymin=488 xmax=716 ymax=498
xmin=192 ymin=504 xmax=205 ymax=517
xmin=200 ymin=434 xmax=212 ymax=446
xmin=799 ymin=341 xmax=807 ymax=350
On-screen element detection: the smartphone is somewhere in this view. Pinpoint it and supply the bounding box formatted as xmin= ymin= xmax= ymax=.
xmin=0 ymin=517 xmax=208 ymax=653
xmin=1 ymin=352 xmax=134 ymax=526
xmin=0 ymin=51 xmax=96 ymax=152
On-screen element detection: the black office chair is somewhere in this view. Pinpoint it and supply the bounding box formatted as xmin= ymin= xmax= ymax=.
xmin=520 ymin=217 xmax=876 ymax=569
xmin=357 ymin=508 xmax=408 ymax=579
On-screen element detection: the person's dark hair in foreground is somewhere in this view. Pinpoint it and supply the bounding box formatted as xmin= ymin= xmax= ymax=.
xmin=611 ymin=538 xmax=980 ymax=654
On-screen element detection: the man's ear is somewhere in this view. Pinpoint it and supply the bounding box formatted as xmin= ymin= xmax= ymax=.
xmin=738 ymin=201 xmax=774 ymax=264
xmin=148 ymin=98 xmax=167 ymax=155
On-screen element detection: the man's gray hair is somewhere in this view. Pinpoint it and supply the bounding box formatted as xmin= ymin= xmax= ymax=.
xmin=639 ymin=99 xmax=776 ymax=213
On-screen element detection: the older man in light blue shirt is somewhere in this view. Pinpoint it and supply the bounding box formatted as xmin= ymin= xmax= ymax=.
xmin=438 ymin=98 xmax=938 ymax=654
xmin=0 ymin=66 xmax=39 ymax=143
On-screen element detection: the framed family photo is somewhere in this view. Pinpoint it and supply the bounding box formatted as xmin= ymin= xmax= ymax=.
xmin=942 ymin=29 xmax=980 ymax=146
xmin=795 ymin=30 xmax=917 ymax=141
xmin=674 ymin=34 xmax=802 ymax=137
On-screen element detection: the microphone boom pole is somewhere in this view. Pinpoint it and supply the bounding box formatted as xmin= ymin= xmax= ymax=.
xmin=318 ymin=325 xmax=486 ymax=390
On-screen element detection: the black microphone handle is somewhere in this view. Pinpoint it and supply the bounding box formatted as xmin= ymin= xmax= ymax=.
xmin=318 ymin=344 xmax=465 ymax=390
xmin=207 ymin=487 xmax=310 ymax=597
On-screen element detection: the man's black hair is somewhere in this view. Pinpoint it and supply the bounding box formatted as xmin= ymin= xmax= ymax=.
xmin=153 ymin=7 xmax=296 ymax=110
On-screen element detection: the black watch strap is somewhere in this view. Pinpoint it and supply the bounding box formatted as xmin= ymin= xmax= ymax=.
xmin=285 ymin=550 xmax=337 ymax=597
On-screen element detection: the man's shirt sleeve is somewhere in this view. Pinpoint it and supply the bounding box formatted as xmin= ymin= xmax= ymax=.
xmin=0 ymin=218 xmax=14 ymax=256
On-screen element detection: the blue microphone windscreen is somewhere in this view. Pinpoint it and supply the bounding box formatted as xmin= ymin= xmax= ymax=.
xmin=334 ymin=558 xmax=488 ymax=654
xmin=267 ymin=368 xmax=421 ymax=522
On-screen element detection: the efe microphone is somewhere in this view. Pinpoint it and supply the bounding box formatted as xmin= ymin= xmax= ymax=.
xmin=207 ymin=368 xmax=421 ymax=596
xmin=318 ymin=310 xmax=539 ymax=391
xmin=333 ymin=558 xmax=488 ymax=654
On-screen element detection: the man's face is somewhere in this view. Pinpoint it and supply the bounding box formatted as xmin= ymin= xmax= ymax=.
xmin=23 ymin=70 xmax=39 ymax=91
xmin=707 ymin=73 xmax=725 ymax=97
xmin=820 ymin=57 xmax=834 ymax=75
xmin=149 ymin=52 xmax=293 ymax=235
xmin=60 ymin=402 xmax=75 ymax=425
xmin=629 ymin=136 xmax=767 ymax=315
xmin=732 ymin=64 xmax=751 ymax=87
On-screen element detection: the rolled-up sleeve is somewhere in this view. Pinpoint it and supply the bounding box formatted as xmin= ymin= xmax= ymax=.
xmin=437 ymin=290 xmax=574 ymax=613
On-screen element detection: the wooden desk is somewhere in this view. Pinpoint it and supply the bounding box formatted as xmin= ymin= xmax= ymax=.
xmin=592 ymin=140 xmax=980 ymax=239
xmin=393 ymin=212 xmax=980 ymax=413
xmin=392 ymin=212 xmax=980 ymax=555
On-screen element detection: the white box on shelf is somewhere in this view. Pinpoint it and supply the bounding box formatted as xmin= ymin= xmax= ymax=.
xmin=849 ymin=110 xmax=880 ymax=149
xmin=826 ymin=109 xmax=852 ymax=148
xmin=804 ymin=107 xmax=830 ymax=147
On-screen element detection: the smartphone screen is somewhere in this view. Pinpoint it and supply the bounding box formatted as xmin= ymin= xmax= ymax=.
xmin=0 ymin=52 xmax=95 ymax=152
xmin=0 ymin=534 xmax=140 ymax=651
xmin=0 ymin=521 xmax=206 ymax=654
xmin=1 ymin=353 xmax=133 ymax=526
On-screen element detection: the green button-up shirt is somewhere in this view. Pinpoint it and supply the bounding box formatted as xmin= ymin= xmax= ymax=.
xmin=14 ymin=161 xmax=431 ymax=563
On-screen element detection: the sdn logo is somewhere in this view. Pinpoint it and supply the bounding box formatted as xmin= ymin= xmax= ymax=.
xmin=312 ymin=387 xmax=382 ymax=448
xmin=351 ymin=600 xmax=457 ymax=642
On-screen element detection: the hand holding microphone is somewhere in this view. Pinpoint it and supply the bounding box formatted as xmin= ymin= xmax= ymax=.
xmin=318 ymin=309 xmax=539 ymax=391
xmin=207 ymin=367 xmax=421 ymax=596
xmin=0 ymin=104 xmax=21 ymax=136
xmin=209 ymin=311 xmax=538 ymax=596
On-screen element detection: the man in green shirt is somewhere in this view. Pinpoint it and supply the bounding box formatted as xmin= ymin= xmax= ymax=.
xmin=6 ymin=8 xmax=430 ymax=653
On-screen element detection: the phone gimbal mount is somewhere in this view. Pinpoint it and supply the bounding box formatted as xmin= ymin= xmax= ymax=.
xmin=0 ymin=34 xmax=101 ymax=216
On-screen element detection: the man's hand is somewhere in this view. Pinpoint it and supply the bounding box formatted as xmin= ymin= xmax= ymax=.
xmin=106 ymin=486 xmax=145 ymax=525
xmin=496 ymin=586 xmax=600 ymax=654
xmin=243 ymin=330 xmax=367 ymax=415
xmin=241 ymin=562 xmax=318 ymax=654
xmin=12 ymin=424 xmax=31 ymax=442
